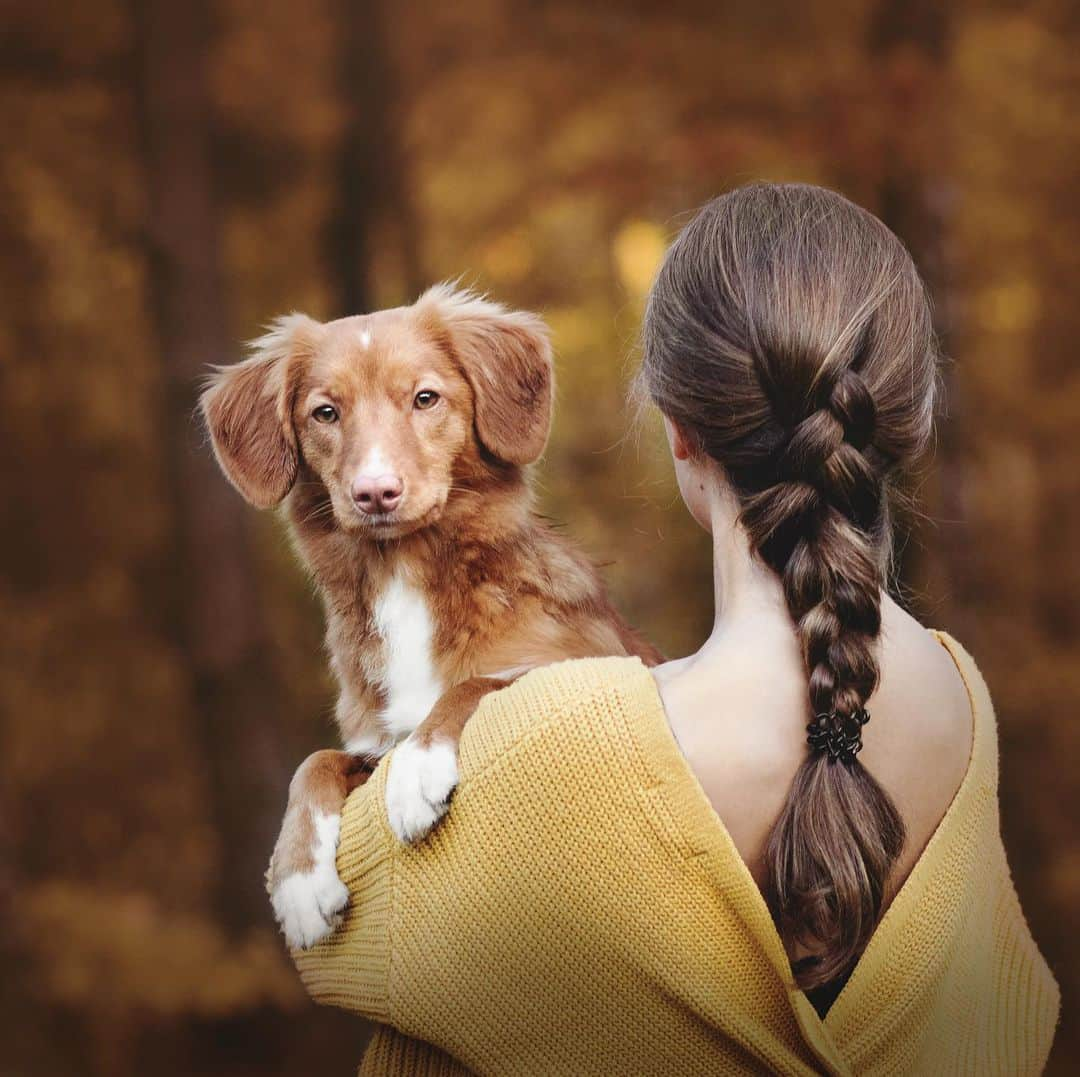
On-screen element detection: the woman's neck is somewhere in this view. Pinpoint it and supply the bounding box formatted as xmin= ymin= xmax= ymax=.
xmin=700 ymin=485 xmax=792 ymax=654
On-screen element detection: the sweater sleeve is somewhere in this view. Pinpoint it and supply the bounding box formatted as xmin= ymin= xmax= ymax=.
xmin=291 ymin=757 xmax=477 ymax=1073
xmin=290 ymin=759 xmax=397 ymax=1024
xmin=358 ymin=1026 xmax=475 ymax=1076
xmin=289 ymin=657 xmax=640 ymax=1067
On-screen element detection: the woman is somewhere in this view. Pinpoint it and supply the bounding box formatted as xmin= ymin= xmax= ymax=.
xmin=294 ymin=184 xmax=1060 ymax=1075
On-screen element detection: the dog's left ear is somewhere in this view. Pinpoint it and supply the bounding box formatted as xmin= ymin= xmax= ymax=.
xmin=419 ymin=284 xmax=553 ymax=466
xmin=200 ymin=314 xmax=322 ymax=508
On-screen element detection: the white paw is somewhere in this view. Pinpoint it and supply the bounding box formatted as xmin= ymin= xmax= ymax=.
xmin=270 ymin=813 xmax=349 ymax=949
xmin=385 ymin=737 xmax=459 ymax=843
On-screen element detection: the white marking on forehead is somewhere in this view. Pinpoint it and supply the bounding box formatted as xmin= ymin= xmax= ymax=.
xmin=358 ymin=328 xmax=372 ymax=348
xmin=358 ymin=444 xmax=391 ymax=477
xmin=371 ymin=575 xmax=443 ymax=740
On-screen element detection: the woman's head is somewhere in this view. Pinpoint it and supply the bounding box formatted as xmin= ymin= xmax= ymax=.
xmin=638 ymin=182 xmax=938 ymax=987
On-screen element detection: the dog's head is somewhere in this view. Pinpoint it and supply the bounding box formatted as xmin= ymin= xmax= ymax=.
xmin=199 ymin=285 xmax=553 ymax=539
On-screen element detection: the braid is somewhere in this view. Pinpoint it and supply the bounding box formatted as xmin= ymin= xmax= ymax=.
xmin=738 ymin=358 xmax=905 ymax=988
xmin=639 ymin=182 xmax=937 ymax=993
xmin=744 ymin=367 xmax=885 ymax=719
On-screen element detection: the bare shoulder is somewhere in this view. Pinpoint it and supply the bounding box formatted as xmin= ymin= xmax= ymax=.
xmin=869 ymin=600 xmax=976 ymax=875
xmin=873 ymin=599 xmax=974 ymax=773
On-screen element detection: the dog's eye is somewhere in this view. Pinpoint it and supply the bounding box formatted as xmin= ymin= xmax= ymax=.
xmin=414 ymin=390 xmax=440 ymax=410
xmin=312 ymin=404 xmax=338 ymax=424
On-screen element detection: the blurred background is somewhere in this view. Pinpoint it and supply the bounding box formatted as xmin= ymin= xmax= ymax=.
xmin=2 ymin=0 xmax=1076 ymax=1072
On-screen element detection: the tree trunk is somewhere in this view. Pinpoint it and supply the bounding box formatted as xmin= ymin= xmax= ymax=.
xmin=865 ymin=0 xmax=965 ymax=628
xmin=131 ymin=0 xmax=287 ymax=933
xmin=326 ymin=0 xmax=423 ymax=316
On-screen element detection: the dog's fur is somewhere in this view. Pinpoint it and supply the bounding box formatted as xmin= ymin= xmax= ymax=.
xmin=200 ymin=284 xmax=661 ymax=948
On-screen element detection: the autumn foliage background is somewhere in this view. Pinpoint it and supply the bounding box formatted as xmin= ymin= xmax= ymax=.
xmin=2 ymin=0 xmax=1077 ymax=1073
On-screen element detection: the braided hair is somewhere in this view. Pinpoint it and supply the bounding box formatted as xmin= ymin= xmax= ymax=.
xmin=639 ymin=183 xmax=938 ymax=989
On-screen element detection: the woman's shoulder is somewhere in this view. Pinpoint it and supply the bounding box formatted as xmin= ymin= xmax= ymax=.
xmin=924 ymin=627 xmax=995 ymax=718
xmin=922 ymin=626 xmax=1000 ymax=782
xmin=457 ymin=655 xmax=655 ymax=782
xmin=877 ymin=617 xmax=993 ymax=789
xmin=886 ymin=618 xmax=979 ymax=743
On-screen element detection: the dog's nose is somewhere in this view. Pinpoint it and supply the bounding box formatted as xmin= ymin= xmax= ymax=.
xmin=351 ymin=474 xmax=404 ymax=514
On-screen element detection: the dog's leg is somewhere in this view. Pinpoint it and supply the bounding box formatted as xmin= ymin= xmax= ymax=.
xmin=385 ymin=676 xmax=512 ymax=843
xmin=267 ymin=749 xmax=375 ymax=949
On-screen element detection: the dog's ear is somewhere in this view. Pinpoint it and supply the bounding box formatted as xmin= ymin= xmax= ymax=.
xmin=199 ymin=314 xmax=322 ymax=508
xmin=418 ymin=284 xmax=553 ymax=466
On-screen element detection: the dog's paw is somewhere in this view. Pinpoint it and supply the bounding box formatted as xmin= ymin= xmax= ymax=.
xmin=269 ymin=814 xmax=349 ymax=949
xmin=385 ymin=737 xmax=458 ymax=844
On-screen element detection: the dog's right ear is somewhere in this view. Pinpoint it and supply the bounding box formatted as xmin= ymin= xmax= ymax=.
xmin=199 ymin=314 xmax=322 ymax=509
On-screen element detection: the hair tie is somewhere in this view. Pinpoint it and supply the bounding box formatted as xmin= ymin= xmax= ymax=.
xmin=806 ymin=707 xmax=870 ymax=765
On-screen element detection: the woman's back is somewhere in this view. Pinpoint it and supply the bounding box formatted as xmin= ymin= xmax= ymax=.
xmin=652 ymin=596 xmax=974 ymax=909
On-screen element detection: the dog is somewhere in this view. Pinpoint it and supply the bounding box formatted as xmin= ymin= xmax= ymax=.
xmin=200 ymin=284 xmax=661 ymax=949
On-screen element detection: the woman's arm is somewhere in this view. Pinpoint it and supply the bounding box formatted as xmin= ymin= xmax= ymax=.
xmin=289 ymin=657 xmax=643 ymax=1072
xmin=289 ymin=759 xmax=476 ymax=1073
xmin=358 ymin=1026 xmax=474 ymax=1076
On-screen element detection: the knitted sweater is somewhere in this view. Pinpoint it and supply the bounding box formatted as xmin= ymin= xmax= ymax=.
xmin=293 ymin=631 xmax=1060 ymax=1075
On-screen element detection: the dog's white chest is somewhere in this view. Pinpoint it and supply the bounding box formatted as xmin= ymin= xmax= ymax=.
xmin=371 ymin=575 xmax=444 ymax=739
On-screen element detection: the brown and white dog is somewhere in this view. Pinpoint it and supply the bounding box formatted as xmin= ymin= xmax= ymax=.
xmin=200 ymin=284 xmax=661 ymax=949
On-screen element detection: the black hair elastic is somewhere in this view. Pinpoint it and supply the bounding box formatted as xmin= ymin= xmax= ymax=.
xmin=806 ymin=707 xmax=870 ymax=765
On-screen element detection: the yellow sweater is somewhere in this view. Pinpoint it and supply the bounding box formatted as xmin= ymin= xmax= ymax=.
xmin=294 ymin=632 xmax=1060 ymax=1075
